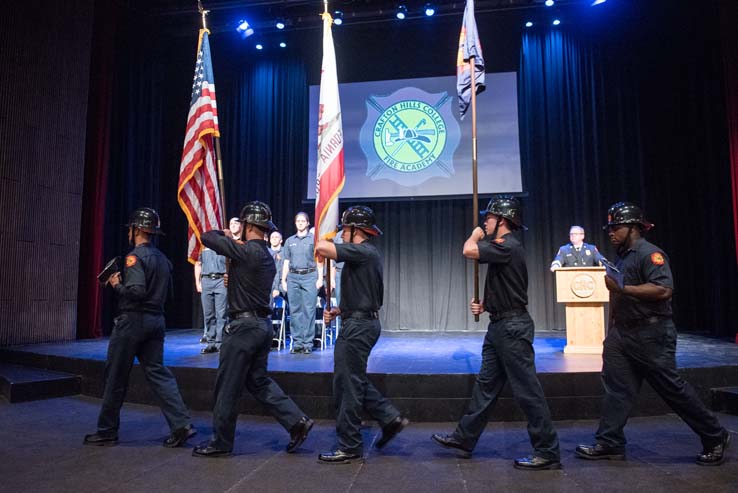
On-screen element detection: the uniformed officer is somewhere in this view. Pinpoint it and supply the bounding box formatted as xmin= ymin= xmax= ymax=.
xmin=315 ymin=206 xmax=409 ymax=464
xmin=84 ymin=208 xmax=196 ymax=448
xmin=550 ymin=225 xmax=605 ymax=271
xmin=432 ymin=197 xmax=561 ymax=470
xmin=195 ymin=246 xmax=227 ymax=353
xmin=193 ymin=201 xmax=313 ymax=458
xmin=576 ymin=202 xmax=730 ymax=465
xmin=281 ymin=212 xmax=323 ymax=354
xmin=269 ymin=230 xmax=284 ymax=301
xmin=196 ymin=217 xmax=241 ymax=353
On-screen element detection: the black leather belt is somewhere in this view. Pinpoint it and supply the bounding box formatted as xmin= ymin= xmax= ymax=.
xmin=202 ymin=273 xmax=225 ymax=279
xmin=489 ymin=308 xmax=527 ymax=322
xmin=616 ymin=316 xmax=666 ymax=330
xmin=289 ymin=267 xmax=316 ymax=275
xmin=232 ymin=310 xmax=269 ymax=320
xmin=342 ymin=310 xmax=379 ymax=320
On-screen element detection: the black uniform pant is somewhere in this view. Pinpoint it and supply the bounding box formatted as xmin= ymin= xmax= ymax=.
xmin=595 ymin=320 xmax=725 ymax=448
xmin=211 ymin=316 xmax=305 ymax=451
xmin=334 ymin=318 xmax=400 ymax=455
xmin=453 ymin=312 xmax=560 ymax=460
xmin=97 ymin=312 xmax=190 ymax=436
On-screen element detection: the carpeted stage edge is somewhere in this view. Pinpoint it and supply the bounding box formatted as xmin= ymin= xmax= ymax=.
xmin=2 ymin=330 xmax=737 ymax=422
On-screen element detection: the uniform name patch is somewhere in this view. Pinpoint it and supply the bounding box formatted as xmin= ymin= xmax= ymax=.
xmin=650 ymin=252 xmax=665 ymax=265
xmin=125 ymin=255 xmax=137 ymax=267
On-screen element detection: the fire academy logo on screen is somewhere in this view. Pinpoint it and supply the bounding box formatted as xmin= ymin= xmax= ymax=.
xmin=359 ymin=88 xmax=461 ymax=187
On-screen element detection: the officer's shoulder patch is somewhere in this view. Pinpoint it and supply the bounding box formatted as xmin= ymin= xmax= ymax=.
xmin=650 ymin=252 xmax=665 ymax=265
xmin=493 ymin=238 xmax=505 ymax=244
xmin=125 ymin=255 xmax=138 ymax=267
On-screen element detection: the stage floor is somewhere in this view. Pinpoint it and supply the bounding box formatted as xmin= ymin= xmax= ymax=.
xmin=6 ymin=329 xmax=738 ymax=375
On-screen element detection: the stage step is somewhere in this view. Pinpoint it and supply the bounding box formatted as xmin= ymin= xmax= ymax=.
xmin=0 ymin=364 xmax=81 ymax=403
xmin=712 ymin=387 xmax=738 ymax=415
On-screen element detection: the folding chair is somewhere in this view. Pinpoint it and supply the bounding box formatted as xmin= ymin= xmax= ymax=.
xmin=272 ymin=296 xmax=288 ymax=350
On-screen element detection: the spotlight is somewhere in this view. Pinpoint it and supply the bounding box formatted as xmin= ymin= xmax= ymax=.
xmin=424 ymin=3 xmax=435 ymax=16
xmin=275 ymin=18 xmax=285 ymax=30
xmin=545 ymin=0 xmax=554 ymax=6
xmin=236 ymin=20 xmax=254 ymax=38
xmin=396 ymin=5 xmax=407 ymax=20
xmin=591 ymin=0 xmax=607 ymax=5
xmin=255 ymin=43 xmax=263 ymax=50
xmin=525 ymin=21 xmax=533 ymax=27
xmin=279 ymin=41 xmax=287 ymax=48
xmin=334 ymin=10 xmax=344 ymax=25
xmin=552 ymin=19 xmax=561 ymax=25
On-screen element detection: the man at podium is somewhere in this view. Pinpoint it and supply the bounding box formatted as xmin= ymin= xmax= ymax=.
xmin=550 ymin=225 xmax=605 ymax=271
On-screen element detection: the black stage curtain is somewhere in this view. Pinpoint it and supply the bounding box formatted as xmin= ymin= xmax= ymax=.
xmin=518 ymin=3 xmax=738 ymax=336
xmin=87 ymin=0 xmax=738 ymax=337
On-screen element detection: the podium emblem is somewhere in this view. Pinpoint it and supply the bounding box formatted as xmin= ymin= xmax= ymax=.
xmin=570 ymin=274 xmax=596 ymax=298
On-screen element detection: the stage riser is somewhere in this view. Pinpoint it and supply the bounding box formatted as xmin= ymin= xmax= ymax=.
xmin=0 ymin=363 xmax=81 ymax=403
xmin=4 ymin=348 xmax=735 ymax=421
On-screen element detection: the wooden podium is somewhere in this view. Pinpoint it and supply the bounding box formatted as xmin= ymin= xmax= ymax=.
xmin=554 ymin=267 xmax=609 ymax=354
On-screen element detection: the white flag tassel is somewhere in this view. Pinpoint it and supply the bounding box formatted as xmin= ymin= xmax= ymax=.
xmin=315 ymin=12 xmax=345 ymax=242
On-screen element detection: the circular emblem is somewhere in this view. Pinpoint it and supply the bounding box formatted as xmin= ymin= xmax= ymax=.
xmin=372 ymin=100 xmax=447 ymax=173
xmin=570 ymin=274 xmax=596 ymax=298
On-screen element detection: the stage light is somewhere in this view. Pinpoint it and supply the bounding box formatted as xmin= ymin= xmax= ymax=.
xmin=424 ymin=3 xmax=435 ymax=16
xmin=275 ymin=18 xmax=285 ymax=30
xmin=525 ymin=21 xmax=533 ymax=27
xmin=236 ymin=20 xmax=254 ymax=38
xmin=396 ymin=5 xmax=407 ymax=20
xmin=279 ymin=41 xmax=287 ymax=48
xmin=545 ymin=0 xmax=554 ymax=6
xmin=334 ymin=10 xmax=344 ymax=25
xmin=552 ymin=19 xmax=561 ymax=25
xmin=255 ymin=43 xmax=263 ymax=50
xmin=592 ymin=0 xmax=607 ymax=5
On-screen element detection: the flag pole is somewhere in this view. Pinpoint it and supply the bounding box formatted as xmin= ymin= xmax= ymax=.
xmin=321 ymin=0 xmax=332 ymax=310
xmin=199 ymin=1 xmax=226 ymax=224
xmin=470 ymin=56 xmax=480 ymax=323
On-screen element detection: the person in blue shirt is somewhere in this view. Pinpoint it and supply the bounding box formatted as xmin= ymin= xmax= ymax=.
xmin=195 ymin=217 xmax=241 ymax=354
xmin=281 ymin=212 xmax=323 ymax=354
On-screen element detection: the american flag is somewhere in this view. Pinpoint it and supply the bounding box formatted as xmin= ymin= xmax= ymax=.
xmin=177 ymin=29 xmax=223 ymax=264
xmin=314 ymin=12 xmax=345 ymax=243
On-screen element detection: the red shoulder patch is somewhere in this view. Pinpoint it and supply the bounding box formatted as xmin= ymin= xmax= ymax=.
xmin=493 ymin=238 xmax=506 ymax=244
xmin=125 ymin=255 xmax=137 ymax=267
xmin=650 ymin=252 xmax=665 ymax=265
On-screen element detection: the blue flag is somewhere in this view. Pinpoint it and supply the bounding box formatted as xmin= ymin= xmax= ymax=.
xmin=456 ymin=0 xmax=485 ymax=119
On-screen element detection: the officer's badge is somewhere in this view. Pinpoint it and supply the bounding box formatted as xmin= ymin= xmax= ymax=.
xmin=125 ymin=255 xmax=137 ymax=267
xmin=493 ymin=238 xmax=505 ymax=244
xmin=650 ymin=252 xmax=665 ymax=265
xmin=359 ymin=87 xmax=460 ymax=187
xmin=585 ymin=250 xmax=591 ymax=256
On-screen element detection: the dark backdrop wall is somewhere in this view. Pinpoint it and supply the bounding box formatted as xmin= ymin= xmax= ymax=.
xmin=0 ymin=0 xmax=93 ymax=345
xmin=82 ymin=0 xmax=738 ymax=338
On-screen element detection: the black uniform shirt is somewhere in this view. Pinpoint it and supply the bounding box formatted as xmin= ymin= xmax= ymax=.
xmin=201 ymin=231 xmax=275 ymax=317
xmin=611 ymin=237 xmax=674 ymax=325
xmin=477 ymin=233 xmax=528 ymax=314
xmin=115 ymin=242 xmax=172 ymax=314
xmin=335 ymin=240 xmax=383 ymax=312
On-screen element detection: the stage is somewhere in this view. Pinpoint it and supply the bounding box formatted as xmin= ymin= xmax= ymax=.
xmin=2 ymin=330 xmax=738 ymax=421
